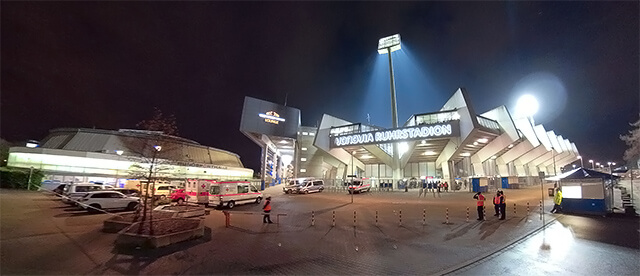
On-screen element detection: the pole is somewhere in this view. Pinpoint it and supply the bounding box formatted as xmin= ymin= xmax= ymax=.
xmin=27 ymin=166 xmax=34 ymax=191
xmin=312 ymin=211 xmax=315 ymax=226
xmin=376 ymin=210 xmax=378 ymax=225
xmin=351 ymin=152 xmax=354 ymax=204
xmin=332 ymin=211 xmax=336 ymax=227
xmin=399 ymin=209 xmax=402 ymax=226
xmin=387 ymin=47 xmax=398 ymax=128
xmin=466 ymin=207 xmax=469 ymax=222
xmin=423 ymin=209 xmax=426 ymax=225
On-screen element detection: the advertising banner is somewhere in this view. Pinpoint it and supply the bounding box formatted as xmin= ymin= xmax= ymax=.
xmin=240 ymin=97 xmax=301 ymax=139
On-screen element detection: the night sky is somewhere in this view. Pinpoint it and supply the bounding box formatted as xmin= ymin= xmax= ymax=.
xmin=2 ymin=2 xmax=638 ymax=172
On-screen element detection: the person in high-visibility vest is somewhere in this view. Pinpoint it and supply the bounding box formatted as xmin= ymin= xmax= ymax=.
xmin=498 ymin=190 xmax=506 ymax=220
xmin=263 ymin=196 xmax=273 ymax=223
xmin=493 ymin=191 xmax=501 ymax=217
xmin=473 ymin=192 xmax=486 ymax=220
xmin=550 ymin=188 xmax=563 ymax=213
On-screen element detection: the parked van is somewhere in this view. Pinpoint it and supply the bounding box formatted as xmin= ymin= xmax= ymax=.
xmin=283 ymin=178 xmax=324 ymax=194
xmin=185 ymin=179 xmax=262 ymax=209
xmin=348 ymin=178 xmax=372 ymax=194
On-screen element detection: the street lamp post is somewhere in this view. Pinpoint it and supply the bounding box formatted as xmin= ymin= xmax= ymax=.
xmin=589 ymin=159 xmax=594 ymax=170
xmin=378 ymin=34 xmax=403 ymax=186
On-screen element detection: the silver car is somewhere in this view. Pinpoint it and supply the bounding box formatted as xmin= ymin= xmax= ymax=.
xmin=297 ymin=180 xmax=324 ymax=194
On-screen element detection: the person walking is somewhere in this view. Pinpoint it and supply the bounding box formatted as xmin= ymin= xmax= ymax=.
xmin=263 ymin=196 xmax=273 ymax=223
xmin=499 ymin=191 xmax=506 ymax=220
xmin=493 ymin=191 xmax=501 ymax=217
xmin=444 ymin=182 xmax=449 ymax=192
xmin=550 ymin=188 xmax=563 ymax=213
xmin=474 ymin=192 xmax=486 ymax=220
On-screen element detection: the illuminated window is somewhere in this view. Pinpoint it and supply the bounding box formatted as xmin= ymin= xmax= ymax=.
xmin=300 ymin=169 xmax=307 ymax=173
xmin=301 ymin=147 xmax=307 ymax=151
xmin=302 ymin=132 xmax=309 ymax=135
xmin=301 ymin=158 xmax=307 ymax=161
xmin=309 ymin=132 xmax=315 ymax=136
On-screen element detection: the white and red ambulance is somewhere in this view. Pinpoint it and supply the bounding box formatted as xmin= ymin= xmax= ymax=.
xmin=185 ymin=179 xmax=263 ymax=209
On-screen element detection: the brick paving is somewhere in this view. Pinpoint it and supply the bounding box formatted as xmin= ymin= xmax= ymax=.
xmin=1 ymin=186 xmax=558 ymax=275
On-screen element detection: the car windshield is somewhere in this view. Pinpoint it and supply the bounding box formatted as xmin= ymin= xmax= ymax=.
xmin=350 ymin=181 xmax=362 ymax=186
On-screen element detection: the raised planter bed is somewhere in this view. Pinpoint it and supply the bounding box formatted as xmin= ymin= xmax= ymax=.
xmin=154 ymin=204 xmax=207 ymax=218
xmin=116 ymin=218 xmax=204 ymax=248
xmin=103 ymin=211 xmax=176 ymax=233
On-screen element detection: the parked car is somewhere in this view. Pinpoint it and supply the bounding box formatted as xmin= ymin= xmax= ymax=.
xmin=77 ymin=191 xmax=140 ymax=213
xmin=283 ymin=179 xmax=304 ymax=194
xmin=284 ymin=179 xmax=324 ymax=194
xmin=348 ymin=179 xmax=371 ymax=194
xmin=170 ymin=188 xmax=189 ymax=204
xmin=52 ymin=184 xmax=67 ymax=196
xmin=61 ymin=184 xmax=111 ymax=205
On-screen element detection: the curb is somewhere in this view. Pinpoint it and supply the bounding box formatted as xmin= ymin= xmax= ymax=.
xmin=437 ymin=214 xmax=561 ymax=276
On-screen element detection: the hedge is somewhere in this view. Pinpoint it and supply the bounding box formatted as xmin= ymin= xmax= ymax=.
xmin=0 ymin=167 xmax=44 ymax=190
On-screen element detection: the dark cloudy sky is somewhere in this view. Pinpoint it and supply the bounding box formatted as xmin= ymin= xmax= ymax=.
xmin=2 ymin=1 xmax=638 ymax=171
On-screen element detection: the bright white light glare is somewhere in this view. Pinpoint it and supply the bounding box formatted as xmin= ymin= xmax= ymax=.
xmin=398 ymin=142 xmax=409 ymax=158
xmin=477 ymin=138 xmax=489 ymax=143
xmin=423 ymin=150 xmax=437 ymax=156
xmin=612 ymin=162 xmax=616 ymax=166
xmin=508 ymin=144 xmax=514 ymax=148
xmin=577 ymin=155 xmax=582 ymax=159
xmin=491 ymin=155 xmax=497 ymax=160
xmin=361 ymin=155 xmax=373 ymax=159
xmin=279 ymin=140 xmax=288 ymax=144
xmin=473 ymin=142 xmax=479 ymax=146
xmin=281 ymin=155 xmax=293 ymax=166
xmin=154 ymin=145 xmax=162 ymax=151
xmin=259 ymin=113 xmax=286 ymax=122
xmin=301 ymin=147 xmax=308 ymax=151
xmin=515 ymin=94 xmax=539 ymax=118
xmin=26 ymin=142 xmax=38 ymax=148
xmin=377 ymin=34 xmax=401 ymax=54
xmin=460 ymin=152 xmax=471 ymax=157
xmin=563 ymin=186 xmax=582 ymax=199
xmin=300 ymin=157 xmax=307 ymax=162
xmin=115 ymin=150 xmax=124 ymax=156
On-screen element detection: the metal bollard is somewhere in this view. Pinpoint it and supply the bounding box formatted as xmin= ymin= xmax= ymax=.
xmin=514 ymin=203 xmax=517 ymax=216
xmin=466 ymin=207 xmax=469 ymax=222
xmin=312 ymin=211 xmax=315 ymax=226
xmin=399 ymin=209 xmax=402 ymax=226
xmin=423 ymin=209 xmax=426 ymax=225
xmin=376 ymin=210 xmax=379 ymax=225
xmin=527 ymin=202 xmax=530 ymax=216
xmin=354 ymin=210 xmax=357 ymax=227
xmin=483 ymin=206 xmax=486 ymax=221
xmin=446 ymin=208 xmax=449 ymax=224
xmin=539 ymin=200 xmax=542 ymax=220
xmin=332 ymin=210 xmax=336 ymax=227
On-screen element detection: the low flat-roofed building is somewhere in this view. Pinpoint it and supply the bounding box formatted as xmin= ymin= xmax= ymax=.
xmin=7 ymin=128 xmax=253 ymax=185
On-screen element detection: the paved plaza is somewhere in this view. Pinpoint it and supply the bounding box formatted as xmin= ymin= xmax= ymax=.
xmin=1 ymin=185 xmax=637 ymax=275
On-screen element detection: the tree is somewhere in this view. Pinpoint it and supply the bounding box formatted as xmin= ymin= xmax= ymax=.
xmin=620 ymin=115 xmax=640 ymax=168
xmin=0 ymin=138 xmax=12 ymax=167
xmin=123 ymin=107 xmax=180 ymax=235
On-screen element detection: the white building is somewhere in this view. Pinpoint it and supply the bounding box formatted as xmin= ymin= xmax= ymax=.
xmin=7 ymin=128 xmax=253 ymax=186
xmin=241 ymin=89 xmax=580 ymax=191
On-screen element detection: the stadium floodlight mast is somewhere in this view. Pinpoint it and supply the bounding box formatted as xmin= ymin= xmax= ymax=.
xmin=378 ymin=34 xmax=401 ymax=128
xmin=378 ymin=34 xmax=403 ymax=185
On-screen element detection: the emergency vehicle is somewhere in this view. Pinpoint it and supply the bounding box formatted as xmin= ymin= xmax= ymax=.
xmin=348 ymin=178 xmax=373 ymax=194
xmin=185 ymin=179 xmax=263 ymax=209
xmin=124 ymin=180 xmax=184 ymax=199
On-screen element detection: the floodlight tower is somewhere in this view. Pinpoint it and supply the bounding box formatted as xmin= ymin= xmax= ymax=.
xmin=378 ymin=34 xmax=402 ymax=128
xmin=378 ymin=34 xmax=403 ymax=184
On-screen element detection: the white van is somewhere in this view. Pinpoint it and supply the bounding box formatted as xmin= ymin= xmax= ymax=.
xmin=62 ymin=183 xmax=112 ymax=204
xmin=185 ymin=179 xmax=262 ymax=209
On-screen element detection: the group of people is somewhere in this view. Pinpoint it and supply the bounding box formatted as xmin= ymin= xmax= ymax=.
xmin=473 ymin=190 xmax=506 ymax=220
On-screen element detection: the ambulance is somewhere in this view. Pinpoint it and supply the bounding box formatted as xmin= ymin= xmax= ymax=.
xmin=347 ymin=177 xmax=373 ymax=194
xmin=185 ymin=179 xmax=263 ymax=209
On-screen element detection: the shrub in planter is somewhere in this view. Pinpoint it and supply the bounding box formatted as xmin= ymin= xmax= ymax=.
xmin=0 ymin=167 xmax=44 ymax=190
